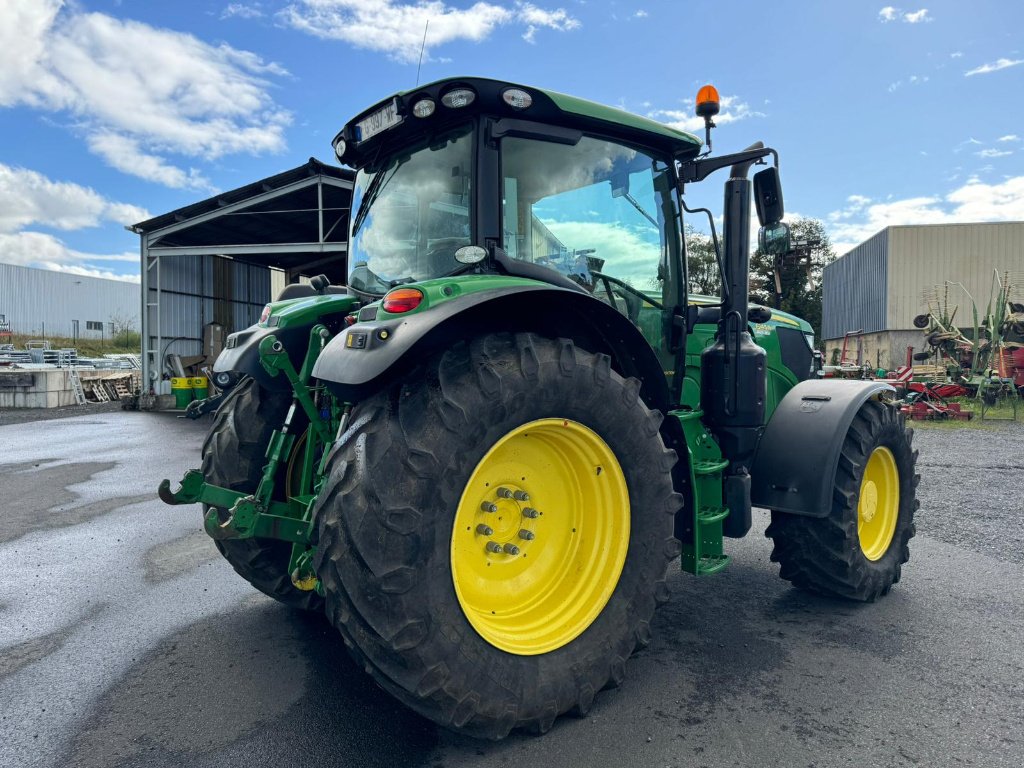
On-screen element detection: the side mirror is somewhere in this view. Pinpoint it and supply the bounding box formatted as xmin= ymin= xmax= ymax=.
xmin=753 ymin=166 xmax=784 ymax=226
xmin=758 ymin=222 xmax=791 ymax=255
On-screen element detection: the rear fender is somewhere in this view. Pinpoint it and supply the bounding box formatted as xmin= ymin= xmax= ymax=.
xmin=750 ymin=379 xmax=895 ymax=517
xmin=312 ymin=285 xmax=672 ymax=412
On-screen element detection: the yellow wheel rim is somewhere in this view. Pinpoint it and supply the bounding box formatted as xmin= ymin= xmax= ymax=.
xmin=857 ymin=446 xmax=900 ymax=561
xmin=451 ymin=418 xmax=630 ymax=655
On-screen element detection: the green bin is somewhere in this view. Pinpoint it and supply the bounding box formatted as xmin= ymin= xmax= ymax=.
xmin=171 ymin=377 xmax=193 ymax=409
xmin=191 ymin=376 xmax=209 ymax=400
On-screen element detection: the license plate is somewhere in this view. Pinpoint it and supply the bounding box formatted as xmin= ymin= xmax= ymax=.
xmin=355 ymin=99 xmax=402 ymax=142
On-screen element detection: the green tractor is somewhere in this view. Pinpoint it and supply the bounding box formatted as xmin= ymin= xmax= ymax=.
xmin=160 ymin=77 xmax=918 ymax=738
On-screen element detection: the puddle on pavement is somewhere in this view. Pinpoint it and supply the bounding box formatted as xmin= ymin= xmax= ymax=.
xmin=0 ymin=460 xmax=150 ymax=544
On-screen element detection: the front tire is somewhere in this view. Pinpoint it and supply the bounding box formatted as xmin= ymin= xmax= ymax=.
xmin=765 ymin=399 xmax=918 ymax=601
xmin=313 ymin=333 xmax=680 ymax=738
xmin=202 ymin=378 xmax=323 ymax=611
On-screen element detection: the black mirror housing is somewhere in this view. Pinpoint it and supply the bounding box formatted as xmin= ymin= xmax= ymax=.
xmin=753 ymin=166 xmax=784 ymax=226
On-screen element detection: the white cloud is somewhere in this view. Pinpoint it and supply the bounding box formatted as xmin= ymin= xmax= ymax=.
xmin=519 ymin=3 xmax=579 ymax=43
xmin=278 ymin=0 xmax=579 ymax=63
xmin=950 ymin=51 xmax=963 ymax=58
xmin=0 ymin=231 xmax=139 ymax=282
xmin=828 ymin=175 xmax=1024 ymax=254
xmin=86 ymin=133 xmax=214 ymax=192
xmin=977 ymin=148 xmax=1012 ymax=159
xmin=0 ymin=163 xmax=149 ymax=234
xmin=0 ymin=163 xmax=146 ymax=280
xmin=650 ymin=95 xmax=764 ymax=134
xmin=998 ymin=135 xmax=1020 ymax=142
xmin=965 ymin=57 xmax=1024 ymax=76
xmin=879 ymin=6 xmax=932 ymax=23
xmin=221 ymin=3 xmax=264 ymax=19
xmin=633 ymin=10 xmax=648 ymax=18
xmin=0 ymin=0 xmax=290 ymax=187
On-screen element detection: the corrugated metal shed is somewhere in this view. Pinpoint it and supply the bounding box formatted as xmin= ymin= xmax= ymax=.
xmin=823 ymin=222 xmax=1024 ymax=340
xmin=887 ymin=222 xmax=1024 ymax=329
xmin=131 ymin=159 xmax=353 ymax=392
xmin=822 ymin=229 xmax=888 ymax=339
xmin=0 ymin=263 xmax=138 ymax=339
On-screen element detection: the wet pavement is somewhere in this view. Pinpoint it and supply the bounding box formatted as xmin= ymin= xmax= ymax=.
xmin=0 ymin=410 xmax=1022 ymax=767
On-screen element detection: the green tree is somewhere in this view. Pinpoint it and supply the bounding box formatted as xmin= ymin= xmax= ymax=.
xmin=750 ymin=217 xmax=835 ymax=343
xmin=684 ymin=223 xmax=720 ymax=296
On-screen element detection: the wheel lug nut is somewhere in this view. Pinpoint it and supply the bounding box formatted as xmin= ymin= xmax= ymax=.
xmin=522 ymin=507 xmax=539 ymax=519
xmin=518 ymin=529 xmax=535 ymax=541
xmin=496 ymin=487 xmax=513 ymax=498
xmin=513 ymin=490 xmax=530 ymax=501
xmin=486 ymin=541 xmax=503 ymax=553
xmin=480 ymin=502 xmax=498 ymax=513
xmin=503 ymin=543 xmax=521 ymax=555
xmin=476 ymin=524 xmax=494 ymax=536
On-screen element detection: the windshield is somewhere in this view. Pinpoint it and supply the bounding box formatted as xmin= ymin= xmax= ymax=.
xmin=501 ymin=135 xmax=678 ymax=304
xmin=348 ymin=124 xmax=473 ymax=295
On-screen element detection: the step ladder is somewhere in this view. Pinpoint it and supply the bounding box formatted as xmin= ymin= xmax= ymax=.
xmin=68 ymin=369 xmax=87 ymax=405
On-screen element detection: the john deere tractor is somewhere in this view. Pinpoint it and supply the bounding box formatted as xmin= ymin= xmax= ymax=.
xmin=160 ymin=77 xmax=918 ymax=738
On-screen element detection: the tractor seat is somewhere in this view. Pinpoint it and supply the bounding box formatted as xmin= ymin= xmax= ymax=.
xmin=276 ymin=281 xmax=349 ymax=301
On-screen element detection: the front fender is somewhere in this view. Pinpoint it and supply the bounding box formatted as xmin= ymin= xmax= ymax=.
xmin=213 ymin=324 xmax=303 ymax=392
xmin=750 ymin=379 xmax=895 ymax=517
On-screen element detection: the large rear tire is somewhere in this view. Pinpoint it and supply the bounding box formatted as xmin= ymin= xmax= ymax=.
xmin=765 ymin=399 xmax=918 ymax=601
xmin=313 ymin=333 xmax=680 ymax=738
xmin=201 ymin=378 xmax=323 ymax=611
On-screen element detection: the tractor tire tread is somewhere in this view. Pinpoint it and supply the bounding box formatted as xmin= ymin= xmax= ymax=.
xmin=313 ymin=333 xmax=677 ymax=738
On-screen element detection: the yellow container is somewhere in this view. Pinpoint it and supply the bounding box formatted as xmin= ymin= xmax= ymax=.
xmin=171 ymin=377 xmax=193 ymax=408
xmin=190 ymin=376 xmax=209 ymax=400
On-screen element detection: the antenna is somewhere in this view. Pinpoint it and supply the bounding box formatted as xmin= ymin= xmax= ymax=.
xmin=415 ymin=19 xmax=430 ymax=86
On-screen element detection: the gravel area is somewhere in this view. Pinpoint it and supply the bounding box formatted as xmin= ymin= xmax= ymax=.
xmin=912 ymin=421 xmax=1024 ymax=565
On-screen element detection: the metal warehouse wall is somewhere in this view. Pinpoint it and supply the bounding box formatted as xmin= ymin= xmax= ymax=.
xmin=886 ymin=222 xmax=1024 ymax=329
xmin=0 ymin=262 xmax=139 ymax=339
xmin=822 ymin=229 xmax=888 ymax=340
xmin=147 ymin=255 xmax=272 ymax=363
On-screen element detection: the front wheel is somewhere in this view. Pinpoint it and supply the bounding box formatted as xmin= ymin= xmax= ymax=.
xmin=313 ymin=333 xmax=680 ymax=738
xmin=765 ymin=399 xmax=918 ymax=601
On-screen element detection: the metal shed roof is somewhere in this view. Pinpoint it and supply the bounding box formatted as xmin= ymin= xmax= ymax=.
xmin=130 ymin=158 xmax=353 ymax=280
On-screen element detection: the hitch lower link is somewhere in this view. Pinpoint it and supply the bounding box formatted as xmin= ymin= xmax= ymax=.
xmin=157 ymin=470 xmax=313 ymax=544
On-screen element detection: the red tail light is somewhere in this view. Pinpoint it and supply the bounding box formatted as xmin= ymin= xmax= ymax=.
xmin=382 ymin=287 xmax=423 ymax=313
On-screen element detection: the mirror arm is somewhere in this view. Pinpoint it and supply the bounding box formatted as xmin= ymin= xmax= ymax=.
xmin=678 ymin=146 xmax=777 ymax=185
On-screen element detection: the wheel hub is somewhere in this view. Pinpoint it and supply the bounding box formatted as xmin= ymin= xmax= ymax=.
xmin=450 ymin=418 xmax=630 ymax=655
xmin=476 ymin=485 xmax=538 ymax=557
xmin=857 ymin=446 xmax=900 ymax=561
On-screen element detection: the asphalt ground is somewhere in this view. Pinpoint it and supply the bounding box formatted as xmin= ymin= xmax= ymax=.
xmin=0 ymin=408 xmax=1021 ymax=768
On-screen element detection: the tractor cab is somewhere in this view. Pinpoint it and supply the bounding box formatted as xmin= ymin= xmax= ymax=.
xmin=334 ymin=77 xmax=703 ymax=345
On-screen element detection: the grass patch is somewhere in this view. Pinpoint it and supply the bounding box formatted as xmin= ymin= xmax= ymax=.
xmin=908 ymin=395 xmax=1022 ymax=427
xmin=4 ymin=332 xmax=140 ymax=358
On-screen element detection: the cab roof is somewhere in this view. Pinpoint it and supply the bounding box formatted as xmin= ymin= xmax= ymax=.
xmin=338 ymin=76 xmax=703 ymax=167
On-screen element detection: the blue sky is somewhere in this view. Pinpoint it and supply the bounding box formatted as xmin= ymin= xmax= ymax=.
xmin=1 ymin=0 xmax=1022 ymax=281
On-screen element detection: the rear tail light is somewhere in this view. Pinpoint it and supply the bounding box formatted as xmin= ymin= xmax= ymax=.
xmin=382 ymin=287 xmax=424 ymax=313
